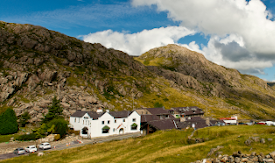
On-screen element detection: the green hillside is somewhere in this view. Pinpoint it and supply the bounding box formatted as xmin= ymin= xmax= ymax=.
xmin=2 ymin=125 xmax=275 ymax=163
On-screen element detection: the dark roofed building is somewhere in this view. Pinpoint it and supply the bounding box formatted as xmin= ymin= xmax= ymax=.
xmin=141 ymin=115 xmax=160 ymax=123
xmin=147 ymin=119 xmax=178 ymax=130
xmin=146 ymin=107 xmax=169 ymax=115
xmin=170 ymin=106 xmax=204 ymax=118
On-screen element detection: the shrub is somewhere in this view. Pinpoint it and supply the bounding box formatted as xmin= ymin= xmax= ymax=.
xmin=54 ymin=134 xmax=60 ymax=141
xmin=0 ymin=108 xmax=18 ymax=135
xmin=48 ymin=118 xmax=68 ymax=138
xmin=16 ymin=133 xmax=37 ymax=141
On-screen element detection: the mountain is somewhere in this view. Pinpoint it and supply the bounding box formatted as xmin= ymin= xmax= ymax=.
xmin=135 ymin=44 xmax=275 ymax=119
xmin=0 ymin=21 xmax=275 ymax=122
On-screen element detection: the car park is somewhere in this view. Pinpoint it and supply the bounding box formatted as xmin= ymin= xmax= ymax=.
xmin=25 ymin=145 xmax=37 ymax=153
xmin=13 ymin=148 xmax=26 ymax=155
xmin=38 ymin=142 xmax=51 ymax=150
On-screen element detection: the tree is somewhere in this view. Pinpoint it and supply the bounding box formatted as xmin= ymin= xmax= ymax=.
xmin=47 ymin=118 xmax=68 ymax=138
xmin=0 ymin=108 xmax=18 ymax=135
xmin=19 ymin=111 xmax=31 ymax=127
xmin=42 ymin=96 xmax=63 ymax=123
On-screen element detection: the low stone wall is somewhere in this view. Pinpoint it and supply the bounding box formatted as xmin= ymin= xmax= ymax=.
xmin=193 ymin=151 xmax=275 ymax=163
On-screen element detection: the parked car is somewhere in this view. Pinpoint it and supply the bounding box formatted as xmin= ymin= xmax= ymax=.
xmin=13 ymin=148 xmax=26 ymax=155
xmin=257 ymin=121 xmax=266 ymax=125
xmin=265 ymin=121 xmax=275 ymax=126
xmin=25 ymin=145 xmax=37 ymax=153
xmin=38 ymin=142 xmax=51 ymax=150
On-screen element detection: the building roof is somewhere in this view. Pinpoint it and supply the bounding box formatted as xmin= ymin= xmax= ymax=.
xmin=70 ymin=110 xmax=134 ymax=119
xmin=145 ymin=107 xmax=169 ymax=115
xmin=71 ymin=110 xmax=103 ymax=119
xmin=176 ymin=120 xmax=208 ymax=129
xmin=71 ymin=110 xmax=87 ymax=117
xmin=109 ymin=111 xmax=133 ymax=118
xmin=184 ymin=116 xmax=205 ymax=122
xmin=141 ymin=115 xmax=160 ymax=123
xmin=210 ymin=120 xmax=225 ymax=125
xmin=147 ymin=119 xmax=177 ymax=130
xmin=171 ymin=106 xmax=204 ymax=116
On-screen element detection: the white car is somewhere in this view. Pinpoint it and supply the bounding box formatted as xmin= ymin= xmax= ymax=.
xmin=38 ymin=142 xmax=51 ymax=150
xmin=25 ymin=145 xmax=37 ymax=153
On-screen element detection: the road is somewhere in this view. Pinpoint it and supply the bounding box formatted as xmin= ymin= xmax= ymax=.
xmin=0 ymin=132 xmax=142 ymax=161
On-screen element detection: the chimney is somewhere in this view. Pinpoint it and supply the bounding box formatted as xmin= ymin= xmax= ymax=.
xmin=180 ymin=117 xmax=186 ymax=122
xmin=96 ymin=107 xmax=103 ymax=114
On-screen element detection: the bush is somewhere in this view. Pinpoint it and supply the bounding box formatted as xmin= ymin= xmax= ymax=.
xmin=48 ymin=118 xmax=68 ymax=138
xmin=16 ymin=133 xmax=37 ymax=141
xmin=54 ymin=134 xmax=61 ymax=141
xmin=0 ymin=108 xmax=18 ymax=135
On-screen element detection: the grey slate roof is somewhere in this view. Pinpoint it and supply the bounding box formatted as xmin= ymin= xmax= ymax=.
xmin=141 ymin=115 xmax=160 ymax=123
xmin=145 ymin=107 xmax=169 ymax=115
xmin=71 ymin=110 xmax=136 ymax=119
xmin=176 ymin=120 xmax=208 ymax=129
xmin=109 ymin=111 xmax=133 ymax=118
xmin=71 ymin=110 xmax=88 ymax=118
xmin=147 ymin=119 xmax=177 ymax=130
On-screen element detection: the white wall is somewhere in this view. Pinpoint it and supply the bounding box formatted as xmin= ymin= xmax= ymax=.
xmin=70 ymin=111 xmax=141 ymax=139
xmin=223 ymin=119 xmax=237 ymax=124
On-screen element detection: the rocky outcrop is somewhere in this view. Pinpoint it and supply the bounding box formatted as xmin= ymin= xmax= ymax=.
xmin=193 ymin=151 xmax=275 ymax=163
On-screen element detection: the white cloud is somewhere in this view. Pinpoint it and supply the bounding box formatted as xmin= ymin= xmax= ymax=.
xmin=83 ymin=26 xmax=196 ymax=56
xmin=131 ymin=0 xmax=275 ymax=76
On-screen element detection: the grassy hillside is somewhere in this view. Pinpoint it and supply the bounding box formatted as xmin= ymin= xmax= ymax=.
xmin=2 ymin=125 xmax=275 ymax=163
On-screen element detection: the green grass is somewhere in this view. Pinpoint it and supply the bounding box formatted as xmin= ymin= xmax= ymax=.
xmin=2 ymin=125 xmax=275 ymax=163
xmin=0 ymin=134 xmax=17 ymax=143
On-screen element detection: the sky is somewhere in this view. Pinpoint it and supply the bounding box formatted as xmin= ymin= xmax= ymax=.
xmin=1 ymin=0 xmax=275 ymax=82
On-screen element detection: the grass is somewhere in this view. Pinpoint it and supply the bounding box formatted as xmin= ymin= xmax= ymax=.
xmin=2 ymin=125 xmax=275 ymax=163
xmin=0 ymin=134 xmax=18 ymax=143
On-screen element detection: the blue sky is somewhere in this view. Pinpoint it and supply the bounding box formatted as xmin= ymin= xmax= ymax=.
xmin=1 ymin=0 xmax=275 ymax=82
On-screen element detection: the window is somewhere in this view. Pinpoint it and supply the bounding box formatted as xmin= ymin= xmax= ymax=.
xmin=132 ymin=118 xmax=136 ymax=122
xmin=83 ymin=120 xmax=84 ymax=124
xmin=102 ymin=126 xmax=110 ymax=133
xmin=107 ymin=120 xmax=110 ymax=124
xmin=114 ymin=120 xmax=117 ymax=123
xmin=84 ymin=117 xmax=88 ymax=119
xmin=113 ymin=128 xmax=115 ymax=132
xmin=123 ymin=119 xmax=125 ymax=122
xmin=78 ymin=118 xmax=80 ymax=123
xmin=131 ymin=123 xmax=137 ymax=130
xmin=74 ymin=118 xmax=76 ymax=122
xmin=102 ymin=121 xmax=104 ymax=125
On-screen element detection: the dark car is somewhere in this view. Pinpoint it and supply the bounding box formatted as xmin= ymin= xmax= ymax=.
xmin=13 ymin=148 xmax=26 ymax=155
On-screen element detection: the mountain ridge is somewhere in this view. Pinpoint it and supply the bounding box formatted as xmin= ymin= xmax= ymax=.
xmin=0 ymin=21 xmax=275 ymax=122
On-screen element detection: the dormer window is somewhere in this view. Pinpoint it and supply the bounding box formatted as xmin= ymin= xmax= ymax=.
xmin=84 ymin=117 xmax=88 ymax=119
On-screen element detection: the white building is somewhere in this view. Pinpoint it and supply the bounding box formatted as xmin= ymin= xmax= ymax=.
xmin=220 ymin=116 xmax=238 ymax=125
xmin=69 ymin=110 xmax=141 ymax=138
